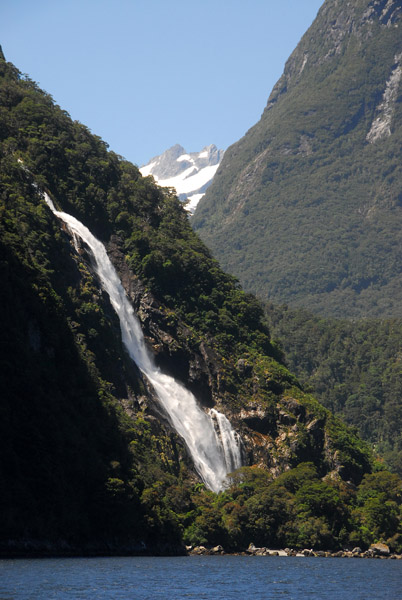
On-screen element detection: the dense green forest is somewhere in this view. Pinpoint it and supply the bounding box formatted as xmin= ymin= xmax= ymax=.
xmin=193 ymin=0 xmax=402 ymax=318
xmin=266 ymin=304 xmax=402 ymax=477
xmin=1 ymin=46 xmax=402 ymax=555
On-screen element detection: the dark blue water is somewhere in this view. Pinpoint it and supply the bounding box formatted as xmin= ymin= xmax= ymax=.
xmin=0 ymin=555 xmax=401 ymax=599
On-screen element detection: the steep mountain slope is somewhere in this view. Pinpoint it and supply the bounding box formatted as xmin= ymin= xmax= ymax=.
xmin=1 ymin=48 xmax=401 ymax=554
xmin=140 ymin=144 xmax=224 ymax=213
xmin=193 ymin=0 xmax=402 ymax=318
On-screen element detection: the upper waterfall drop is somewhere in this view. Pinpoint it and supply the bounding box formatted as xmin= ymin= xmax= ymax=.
xmin=43 ymin=191 xmax=242 ymax=493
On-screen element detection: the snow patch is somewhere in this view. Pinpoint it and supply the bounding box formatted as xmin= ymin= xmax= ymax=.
xmin=157 ymin=164 xmax=220 ymax=196
xmin=157 ymin=165 xmax=198 ymax=188
xmin=186 ymin=194 xmax=204 ymax=214
xmin=139 ymin=161 xmax=157 ymax=177
xmin=177 ymin=153 xmax=193 ymax=162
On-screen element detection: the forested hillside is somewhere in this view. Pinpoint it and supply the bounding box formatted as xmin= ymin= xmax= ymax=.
xmin=193 ymin=0 xmax=402 ymax=318
xmin=1 ymin=47 xmax=401 ymax=555
xmin=266 ymin=304 xmax=402 ymax=476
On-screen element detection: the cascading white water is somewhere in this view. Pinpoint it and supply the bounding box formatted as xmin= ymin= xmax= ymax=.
xmin=43 ymin=192 xmax=242 ymax=492
xmin=209 ymin=409 xmax=242 ymax=474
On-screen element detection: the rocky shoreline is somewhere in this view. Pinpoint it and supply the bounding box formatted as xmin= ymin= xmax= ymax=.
xmin=188 ymin=542 xmax=402 ymax=560
xmin=2 ymin=539 xmax=401 ymax=560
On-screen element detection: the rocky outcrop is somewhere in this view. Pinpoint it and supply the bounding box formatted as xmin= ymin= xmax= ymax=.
xmin=366 ymin=52 xmax=402 ymax=143
xmin=370 ymin=542 xmax=390 ymax=556
xmin=107 ymin=235 xmax=221 ymax=408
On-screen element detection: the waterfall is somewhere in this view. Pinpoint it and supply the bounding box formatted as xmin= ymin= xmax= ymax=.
xmin=209 ymin=409 xmax=242 ymax=474
xmin=43 ymin=192 xmax=242 ymax=492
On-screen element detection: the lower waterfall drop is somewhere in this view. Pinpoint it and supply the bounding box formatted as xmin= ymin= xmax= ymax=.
xmin=43 ymin=192 xmax=242 ymax=492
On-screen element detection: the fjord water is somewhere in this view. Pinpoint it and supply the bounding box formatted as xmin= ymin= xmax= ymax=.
xmin=1 ymin=556 xmax=401 ymax=599
xmin=43 ymin=193 xmax=241 ymax=492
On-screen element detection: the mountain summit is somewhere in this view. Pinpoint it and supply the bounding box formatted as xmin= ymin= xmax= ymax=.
xmin=193 ymin=0 xmax=402 ymax=318
xmin=140 ymin=144 xmax=224 ymax=213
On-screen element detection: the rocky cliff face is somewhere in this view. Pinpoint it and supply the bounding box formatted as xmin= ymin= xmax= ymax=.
xmin=193 ymin=0 xmax=402 ymax=318
xmin=268 ymin=0 xmax=401 ymax=89
xmin=105 ymin=236 xmax=371 ymax=485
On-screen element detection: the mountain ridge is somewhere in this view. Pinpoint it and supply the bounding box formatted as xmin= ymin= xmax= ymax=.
xmin=192 ymin=0 xmax=402 ymax=318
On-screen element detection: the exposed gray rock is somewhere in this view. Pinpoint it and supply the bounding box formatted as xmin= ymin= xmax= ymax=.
xmin=236 ymin=358 xmax=253 ymax=377
xmin=366 ymin=53 xmax=402 ymax=143
xmin=192 ymin=545 xmax=209 ymax=555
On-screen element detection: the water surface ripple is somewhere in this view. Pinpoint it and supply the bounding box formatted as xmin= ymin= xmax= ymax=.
xmin=1 ymin=556 xmax=401 ymax=599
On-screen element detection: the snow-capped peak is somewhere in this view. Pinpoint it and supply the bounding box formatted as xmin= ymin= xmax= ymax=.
xmin=140 ymin=144 xmax=224 ymax=213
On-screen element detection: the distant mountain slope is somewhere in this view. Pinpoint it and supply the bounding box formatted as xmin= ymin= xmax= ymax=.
xmin=193 ymin=0 xmax=402 ymax=318
xmin=140 ymin=144 xmax=224 ymax=213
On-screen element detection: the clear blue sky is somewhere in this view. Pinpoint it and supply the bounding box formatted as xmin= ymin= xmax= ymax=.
xmin=1 ymin=0 xmax=323 ymax=166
